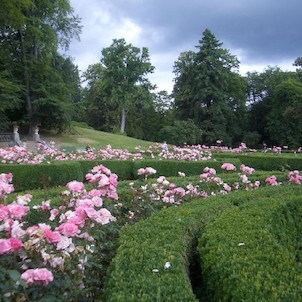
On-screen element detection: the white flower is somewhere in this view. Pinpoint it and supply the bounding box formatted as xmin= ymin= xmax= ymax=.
xmin=164 ymin=262 xmax=171 ymax=269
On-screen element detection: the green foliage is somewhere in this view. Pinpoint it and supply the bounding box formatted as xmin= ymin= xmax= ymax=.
xmin=199 ymin=186 xmax=302 ymax=301
xmin=241 ymin=154 xmax=302 ymax=171
xmin=158 ymin=120 xmax=202 ymax=145
xmin=78 ymin=160 xmax=135 ymax=180
xmin=104 ymin=184 xmax=302 ymax=301
xmin=0 ymin=0 xmax=82 ymax=134
xmin=266 ymin=79 xmax=302 ymax=147
xmin=173 ymin=29 xmax=247 ymax=146
xmin=132 ymin=159 xmax=241 ymax=178
xmin=82 ymin=44 xmax=159 ymax=138
xmin=0 ymin=162 xmax=83 ymax=191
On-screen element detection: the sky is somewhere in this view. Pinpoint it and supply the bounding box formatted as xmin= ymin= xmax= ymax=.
xmin=67 ymin=0 xmax=302 ymax=93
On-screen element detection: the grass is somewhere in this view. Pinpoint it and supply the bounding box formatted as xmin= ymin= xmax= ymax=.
xmin=41 ymin=124 xmax=157 ymax=151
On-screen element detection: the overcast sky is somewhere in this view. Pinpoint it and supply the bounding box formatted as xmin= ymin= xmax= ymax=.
xmin=67 ymin=0 xmax=301 ymax=93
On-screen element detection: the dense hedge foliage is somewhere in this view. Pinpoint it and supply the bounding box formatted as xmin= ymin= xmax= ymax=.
xmin=132 ymin=159 xmax=241 ymax=178
xmin=0 ymin=162 xmax=83 ymax=191
xmin=214 ymin=153 xmax=302 ymax=171
xmin=0 ymin=159 xmax=242 ymax=191
xmin=104 ymin=185 xmax=302 ymax=301
xmin=199 ymin=185 xmax=302 ymax=301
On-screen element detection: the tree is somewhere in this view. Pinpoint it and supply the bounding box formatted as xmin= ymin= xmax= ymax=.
xmin=246 ymin=66 xmax=296 ymax=145
xmin=266 ymin=79 xmax=302 ymax=147
xmin=0 ymin=0 xmax=81 ymax=134
xmin=173 ymin=29 xmax=246 ymax=146
xmin=101 ymin=39 xmax=155 ymax=133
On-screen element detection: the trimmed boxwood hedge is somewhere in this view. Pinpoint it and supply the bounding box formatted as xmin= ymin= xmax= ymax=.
xmin=104 ymin=185 xmax=302 ymax=301
xmin=0 ymin=159 xmax=242 ymax=192
xmin=214 ymin=153 xmax=302 ymax=171
xmin=199 ymin=185 xmax=302 ymax=301
xmin=103 ymin=193 xmax=238 ymax=301
xmin=132 ymin=159 xmax=241 ymax=178
xmin=0 ymin=162 xmax=83 ymax=191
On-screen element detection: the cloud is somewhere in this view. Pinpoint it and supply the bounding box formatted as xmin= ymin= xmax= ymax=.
xmin=68 ymin=0 xmax=302 ymax=93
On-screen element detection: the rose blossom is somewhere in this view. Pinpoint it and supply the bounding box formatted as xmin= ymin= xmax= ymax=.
xmin=21 ymin=268 xmax=53 ymax=286
xmin=57 ymin=222 xmax=80 ymax=237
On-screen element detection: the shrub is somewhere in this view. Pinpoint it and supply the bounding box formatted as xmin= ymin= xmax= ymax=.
xmin=104 ymin=185 xmax=302 ymax=301
xmin=199 ymin=185 xmax=302 ymax=301
xmin=0 ymin=162 xmax=83 ymax=191
xmin=132 ymin=159 xmax=241 ymax=179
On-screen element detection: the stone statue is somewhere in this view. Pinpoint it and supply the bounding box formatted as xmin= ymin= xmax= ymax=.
xmin=34 ymin=126 xmax=41 ymax=142
xmin=13 ymin=125 xmax=23 ymax=147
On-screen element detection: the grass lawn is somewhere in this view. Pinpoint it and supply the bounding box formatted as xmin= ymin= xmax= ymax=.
xmin=41 ymin=124 xmax=157 ymax=151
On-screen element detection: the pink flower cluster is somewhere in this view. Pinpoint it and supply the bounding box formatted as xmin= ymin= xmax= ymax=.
xmin=221 ymin=163 xmax=237 ymax=171
xmin=288 ymin=170 xmax=302 ymax=185
xmin=0 ymin=165 xmax=117 ymax=291
xmin=265 ymin=175 xmax=280 ymax=186
xmin=137 ymin=167 xmax=157 ymax=176
xmin=158 ymin=145 xmax=212 ymax=161
xmin=21 ymin=268 xmax=53 ymax=286
xmin=0 ymin=172 xmax=14 ymax=199
xmin=0 ymin=238 xmax=23 ymax=254
xmin=240 ymin=164 xmax=255 ymax=175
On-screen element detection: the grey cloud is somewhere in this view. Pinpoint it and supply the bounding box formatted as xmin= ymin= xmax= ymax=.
xmin=104 ymin=0 xmax=302 ymax=64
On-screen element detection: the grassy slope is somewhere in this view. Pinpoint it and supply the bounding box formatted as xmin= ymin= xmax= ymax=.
xmin=42 ymin=125 xmax=156 ymax=151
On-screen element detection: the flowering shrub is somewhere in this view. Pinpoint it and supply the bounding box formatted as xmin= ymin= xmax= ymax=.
xmin=288 ymin=170 xmax=302 ymax=185
xmin=0 ymin=165 xmax=117 ymax=300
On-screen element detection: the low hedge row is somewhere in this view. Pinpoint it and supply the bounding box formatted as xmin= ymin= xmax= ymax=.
xmin=214 ymin=153 xmax=302 ymax=171
xmin=0 ymin=159 xmax=241 ymax=192
xmin=199 ymin=185 xmax=302 ymax=301
xmin=132 ymin=158 xmax=241 ymax=178
xmin=1 ymin=154 xmax=298 ymax=192
xmin=0 ymin=162 xmax=83 ymax=192
xmin=103 ymin=193 xmax=239 ymax=301
xmin=104 ymin=185 xmax=302 ymax=301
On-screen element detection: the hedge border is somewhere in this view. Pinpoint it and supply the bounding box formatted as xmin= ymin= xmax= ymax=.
xmin=104 ymin=185 xmax=302 ymax=301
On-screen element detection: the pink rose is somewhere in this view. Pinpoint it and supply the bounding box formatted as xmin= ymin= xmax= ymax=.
xmin=57 ymin=222 xmax=80 ymax=237
xmin=221 ymin=163 xmax=237 ymax=171
xmin=137 ymin=168 xmax=145 ymax=175
xmin=66 ymin=181 xmax=85 ymax=194
xmin=44 ymin=229 xmax=62 ymax=244
xmin=0 ymin=205 xmax=9 ymax=221
xmin=0 ymin=238 xmax=23 ymax=254
xmin=8 ymin=205 xmax=30 ymax=220
xmin=21 ymin=268 xmax=53 ymax=286
xmin=8 ymin=238 xmax=23 ymax=252
xmin=0 ymin=239 xmax=12 ymax=254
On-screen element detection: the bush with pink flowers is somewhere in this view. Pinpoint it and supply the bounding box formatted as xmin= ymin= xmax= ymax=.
xmin=0 ymin=165 xmax=117 ymax=301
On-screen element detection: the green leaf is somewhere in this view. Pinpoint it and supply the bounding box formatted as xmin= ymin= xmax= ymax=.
xmin=8 ymin=270 xmax=21 ymax=282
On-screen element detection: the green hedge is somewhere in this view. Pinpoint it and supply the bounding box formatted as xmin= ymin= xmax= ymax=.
xmin=199 ymin=185 xmax=302 ymax=301
xmin=214 ymin=153 xmax=302 ymax=171
xmin=132 ymin=159 xmax=241 ymax=178
xmin=0 ymin=162 xmax=83 ymax=192
xmin=104 ymin=194 xmax=238 ymax=301
xmin=77 ymin=160 xmax=135 ymax=180
xmin=104 ymin=185 xmax=302 ymax=301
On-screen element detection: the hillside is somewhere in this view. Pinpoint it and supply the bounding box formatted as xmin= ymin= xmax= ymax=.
xmin=41 ymin=125 xmax=157 ymax=151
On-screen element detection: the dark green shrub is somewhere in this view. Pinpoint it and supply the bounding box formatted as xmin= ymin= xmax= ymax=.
xmin=0 ymin=162 xmax=83 ymax=191
xmin=78 ymin=160 xmax=134 ymax=180
xmin=199 ymin=185 xmax=302 ymax=301
xmin=104 ymin=195 xmax=237 ymax=301
xmin=214 ymin=153 xmax=302 ymax=171
xmin=132 ymin=159 xmax=241 ymax=178
xmin=104 ymin=185 xmax=302 ymax=301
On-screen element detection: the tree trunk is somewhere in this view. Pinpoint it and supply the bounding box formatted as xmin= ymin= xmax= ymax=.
xmin=19 ymin=28 xmax=35 ymax=136
xmin=120 ymin=108 xmax=128 ymax=133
